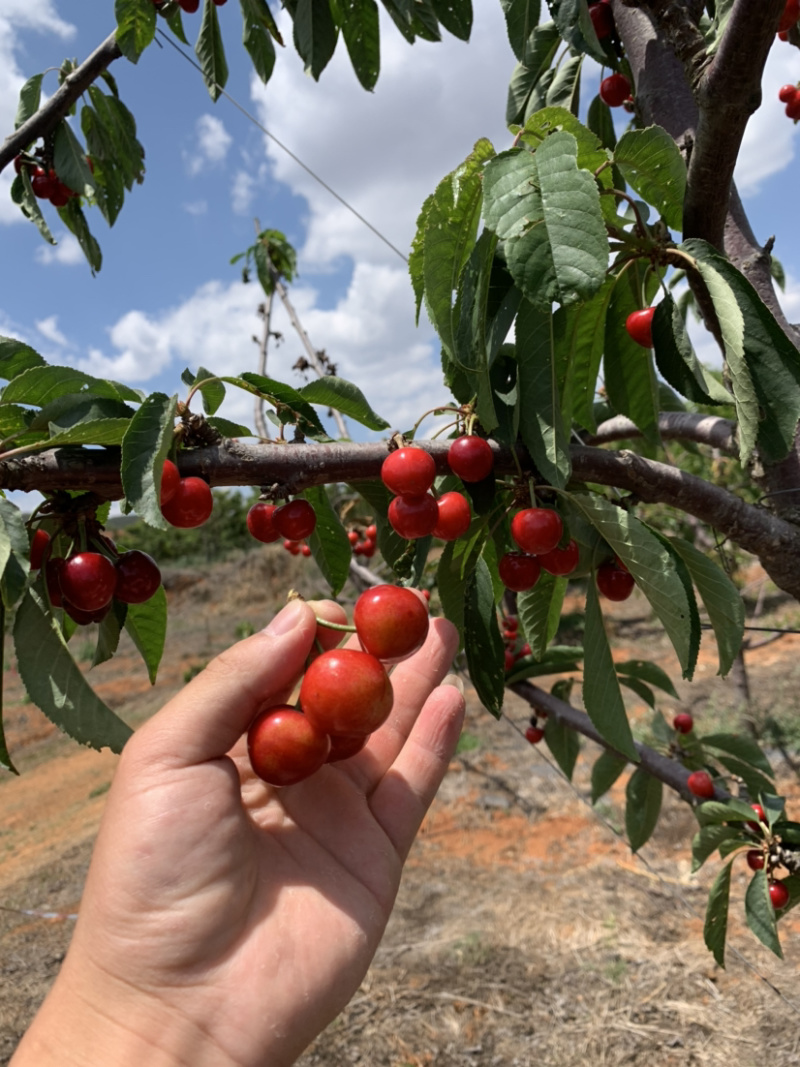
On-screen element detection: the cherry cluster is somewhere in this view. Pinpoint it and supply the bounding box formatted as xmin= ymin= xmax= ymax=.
xmin=246 ymin=498 xmax=318 ymax=544
xmin=172 ymin=0 xmax=227 ymax=11
xmin=160 ymin=459 xmax=214 ymax=529
xmin=779 ymin=83 xmax=800 ymax=120
xmin=588 ymin=0 xmax=614 ymax=40
xmin=13 ymin=155 xmax=85 ymax=209
xmin=247 ymin=586 xmax=429 ymax=787
xmin=282 ymin=539 xmax=312 ymax=557
xmin=778 ymin=0 xmax=799 ymax=39
xmin=499 ymin=508 xmax=577 ymax=592
xmin=348 ymin=524 xmax=377 ymax=557
xmin=500 ymin=614 xmax=531 ymax=672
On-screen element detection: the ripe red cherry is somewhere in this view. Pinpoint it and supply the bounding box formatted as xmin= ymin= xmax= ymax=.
xmin=673 ymin=713 xmax=694 ymax=734
xmin=160 ymin=459 xmax=180 ymax=505
xmin=299 ymin=649 xmax=393 ymax=736
xmin=161 ymin=477 xmax=214 ymax=528
xmin=599 ymin=72 xmax=631 ymax=107
xmin=178 ymin=0 xmax=200 ymax=10
xmin=347 ymin=530 xmax=360 ymax=546
xmin=432 ymin=491 xmax=471 ymax=541
xmin=114 ymin=550 xmax=161 ymax=604
xmin=301 ymin=544 xmax=312 ymax=557
xmin=247 ymin=705 xmax=331 ymax=787
xmin=687 ymin=770 xmax=715 ymax=799
xmin=388 ymin=493 xmax=439 ymax=539
xmin=247 ymin=501 xmax=280 ymax=543
xmin=779 ymin=84 xmax=798 ymax=103
xmin=787 ymin=95 xmax=800 ymax=120
xmin=625 ymin=307 xmax=655 ymax=348
xmin=505 ymin=615 xmax=518 ymax=632
xmin=359 ymin=539 xmax=376 ymax=557
xmin=769 ymin=880 xmax=790 ymax=910
xmin=274 ymin=499 xmax=316 ymax=541
xmin=504 ymin=649 xmax=515 ymax=671
xmin=537 ymin=538 xmax=579 ymax=576
xmin=447 ymin=436 xmax=494 ymax=482
xmin=499 ymin=552 xmax=541 ymax=592
xmin=284 ymin=540 xmax=300 ymax=555
xmin=30 ymin=528 xmax=51 ymax=570
xmin=748 ymin=803 xmax=766 ymax=832
xmin=64 ymin=601 xmax=112 ymax=625
xmin=60 ymin=552 xmax=117 ymax=612
xmin=45 ymin=558 xmax=65 ymax=607
xmin=381 ymin=448 xmax=436 ymax=496
xmin=510 ymin=508 xmax=563 ymax=556
xmin=365 ymin=523 xmax=377 ymax=540
xmin=525 ymin=725 xmax=545 ymax=744
xmin=596 ymin=561 xmax=635 ymax=601
xmin=589 ymin=1 xmax=614 ymax=39
xmin=746 ymin=850 xmax=765 ymax=871
xmin=49 ymin=183 xmax=71 ymax=208
xmin=779 ymin=0 xmax=800 ymax=33
xmin=326 ymin=733 xmax=367 ymax=763
xmin=353 ymin=585 xmax=429 ymax=664
xmin=31 ymin=167 xmax=57 ymax=199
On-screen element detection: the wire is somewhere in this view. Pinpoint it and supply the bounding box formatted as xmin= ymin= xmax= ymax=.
xmin=702 ymin=623 xmax=800 ymax=636
xmin=154 ymin=29 xmax=410 ymax=265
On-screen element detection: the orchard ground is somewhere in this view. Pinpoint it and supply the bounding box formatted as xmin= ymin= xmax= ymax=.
xmin=2 ymin=548 xmax=800 ymax=1065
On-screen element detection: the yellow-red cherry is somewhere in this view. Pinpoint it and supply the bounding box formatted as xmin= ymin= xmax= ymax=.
xmin=447 ymin=436 xmax=494 ymax=482
xmin=160 ymin=459 xmax=180 ymax=505
xmin=299 ymin=649 xmax=393 ymax=736
xmin=353 ymin=584 xmax=429 ymax=664
xmin=381 ymin=448 xmax=436 ymax=496
xmin=432 ymin=491 xmax=471 ymax=541
xmin=247 ymin=705 xmax=331 ymax=787
xmin=626 ymin=308 xmax=655 ymax=348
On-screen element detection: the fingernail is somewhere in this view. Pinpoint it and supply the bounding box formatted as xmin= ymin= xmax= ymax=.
xmin=264 ymin=599 xmax=307 ymax=636
xmin=441 ymin=673 xmax=465 ymax=694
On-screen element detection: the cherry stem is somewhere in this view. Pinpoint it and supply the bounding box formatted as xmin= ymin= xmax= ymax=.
xmin=409 ymin=404 xmax=460 ymax=439
xmin=314 ymin=617 xmax=357 ymax=634
xmin=430 ymin=419 xmax=459 ymax=440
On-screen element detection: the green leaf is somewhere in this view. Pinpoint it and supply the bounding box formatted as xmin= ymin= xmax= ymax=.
xmin=544 ymin=712 xmax=580 ymax=779
xmin=53 ymin=121 xmax=96 ymax=197
xmin=625 ymin=767 xmax=662 ymax=852
xmin=125 ymin=586 xmax=168 ymax=685
xmin=583 ymin=579 xmax=638 ymax=761
xmin=409 ymin=192 xmax=434 ymax=323
xmin=615 ymin=659 xmax=679 ymax=698
xmin=613 ymin=126 xmax=686 ymax=231
xmin=505 ymin=21 xmax=561 ymax=126
xmin=356 ymin=479 xmax=408 ymax=572
xmin=85 ymin=88 xmax=146 ymax=192
xmin=189 ymin=367 xmax=225 ymax=416
xmin=1 ymin=365 xmax=141 ymax=407
xmin=516 ymin=298 xmax=571 ymax=487
xmin=294 ymin=0 xmax=339 ymax=79
xmin=14 ymin=583 xmax=133 ymax=753
xmin=299 ymin=376 xmax=389 ymax=431
xmin=591 ymin=749 xmax=627 ymax=803
xmin=704 ymin=860 xmax=732 ymax=967
xmin=15 ymin=74 xmax=44 ymax=129
xmin=669 ymin=536 xmax=744 ymax=677
xmin=196 ymin=0 xmax=229 ymax=99
xmin=121 ymin=392 xmax=178 ymax=529
xmin=206 ymin=416 xmax=255 ymax=437
xmin=93 ymin=601 xmax=127 ymax=669
xmin=453 ymin=230 xmax=500 ymax=434
xmin=586 ymin=93 xmax=617 ymax=151
xmin=651 ymin=295 xmax=731 ymax=406
xmin=701 ymin=733 xmax=773 ymax=778
xmin=517 ymin=571 xmax=567 ymax=660
xmin=695 ymin=797 xmax=762 ymax=826
xmin=618 ymin=676 xmax=655 ymax=708
xmin=231 ymin=373 xmax=329 ymax=438
xmin=431 ymin=0 xmax=471 ymax=39
xmin=0 ymin=337 xmax=47 ymax=380
xmin=745 ymin=869 xmax=783 ymax=958
xmin=713 ymin=755 xmax=774 ymax=800
xmin=548 ymin=0 xmax=609 ymax=62
xmin=164 ymin=5 xmax=190 ymax=44
xmin=500 ymin=0 xmax=541 ymax=60
xmin=13 ymin=168 xmax=56 ymax=245
xmin=504 ymin=645 xmax=582 ymax=684
xmin=31 ymin=394 xmax=135 ymax=433
xmin=44 ymin=418 xmax=131 ymax=448
xmin=115 ymin=0 xmax=157 ymax=62
xmin=568 ymin=276 xmax=614 ymax=433
xmin=0 ymin=499 xmax=31 ymax=611
xmin=337 ymin=0 xmax=380 ymax=89
xmin=691 ymin=823 xmax=743 ymax=873
xmin=240 ymin=0 xmax=278 ymax=83
xmin=436 ymin=535 xmax=484 ymax=644
xmin=56 ymin=198 xmax=102 ymax=274
xmin=303 ymin=486 xmax=352 ymax=595
xmin=546 ymin=54 xmax=582 ymax=114
xmin=464 ymin=558 xmax=505 ymax=717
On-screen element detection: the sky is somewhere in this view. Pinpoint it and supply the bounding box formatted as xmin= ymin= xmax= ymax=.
xmin=2 ymin=0 xmax=800 ymax=447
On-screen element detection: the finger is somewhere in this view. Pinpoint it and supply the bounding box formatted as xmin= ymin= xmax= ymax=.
xmin=133 ymin=598 xmax=347 ymax=767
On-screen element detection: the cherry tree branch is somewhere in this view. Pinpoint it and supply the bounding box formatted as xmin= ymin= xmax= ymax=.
xmin=586 ymin=412 xmax=737 ymax=454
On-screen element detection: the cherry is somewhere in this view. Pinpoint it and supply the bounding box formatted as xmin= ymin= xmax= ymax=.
xmin=505 ymin=616 xmax=518 ymax=632
xmin=504 ymin=649 xmax=515 ymax=671
xmin=365 ymin=523 xmax=378 ymax=540
xmin=30 ymin=528 xmax=51 ymax=570
xmin=518 ymin=642 xmax=531 ymax=659
xmin=13 ymin=155 xmax=26 ymax=175
xmin=673 ymin=713 xmax=694 ymax=734
xmin=510 ymin=508 xmax=563 ymax=556
xmin=161 ymin=477 xmax=214 ymax=528
xmin=769 ymin=880 xmax=790 ymax=910
xmin=625 ymin=307 xmax=655 ymax=349
xmin=59 ymin=552 xmax=117 ymax=612
xmin=114 ymin=550 xmax=161 ymax=604
xmin=45 ymin=558 xmax=65 ymax=607
xmin=64 ymin=601 xmax=112 ymax=626
xmin=787 ymin=95 xmax=800 ymax=120
xmin=347 ymin=530 xmax=360 ymax=546
xmin=499 ymin=551 xmax=541 ymax=592
xmin=432 ymin=491 xmax=471 ymax=541
xmin=381 ymin=448 xmax=436 ymax=496
xmin=538 ymin=539 xmax=579 ymax=576
xmin=422 ymin=588 xmax=431 ymax=601
xmin=160 ymin=458 xmax=180 ymax=505
xmin=779 ymin=84 xmax=798 ymax=103
xmin=326 ymin=733 xmax=367 ymax=763
xmin=299 ymin=649 xmax=393 ymax=736
xmin=31 ymin=167 xmax=57 ymax=199
xmin=213 ymin=0 xmax=228 ymax=4
xmin=779 ymin=0 xmax=800 ymax=33
xmin=301 ymin=544 xmax=312 ymax=557
xmin=49 ymin=184 xmax=71 ymax=208
xmin=359 ymin=539 xmax=376 ymax=557
xmin=247 ymin=502 xmax=280 ymax=544
xmin=748 ymin=803 xmax=766 ymax=832
xmin=525 ymin=725 xmax=545 ymax=744
xmin=746 ymin=850 xmax=765 ymax=871
xmin=284 ymin=540 xmax=301 ymax=556
xmin=353 ymin=584 xmax=429 ymax=663
xmin=247 ymin=705 xmax=331 ymax=787
xmin=589 ymin=1 xmax=614 ymax=39
xmin=596 ymin=560 xmax=635 ymax=601
xmin=599 ymin=73 xmax=631 ymax=107
xmin=687 ymin=770 xmax=715 ymax=799
xmin=274 ymin=499 xmax=316 ymax=541
xmin=447 ymin=436 xmax=494 ymax=482
xmin=388 ymin=493 xmax=439 ymax=539
xmin=178 ymin=0 xmax=200 ymax=10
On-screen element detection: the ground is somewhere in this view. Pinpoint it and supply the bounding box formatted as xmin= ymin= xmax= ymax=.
xmin=2 ymin=548 xmax=800 ymax=1066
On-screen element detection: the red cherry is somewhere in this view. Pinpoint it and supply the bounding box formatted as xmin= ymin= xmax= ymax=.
xmin=779 ymin=84 xmax=798 ymax=103
xmin=447 ymin=436 xmax=494 ymax=482
xmin=45 ymin=558 xmax=65 ymax=607
xmin=213 ymin=0 xmax=228 ymax=4
xmin=510 ymin=508 xmax=563 ymax=556
xmin=381 ymin=448 xmax=436 ymax=496
xmin=589 ymin=1 xmax=614 ymax=38
xmin=525 ymin=725 xmax=545 ymax=744
xmin=114 ymin=550 xmax=161 ymax=604
xmin=30 ymin=528 xmax=51 ymax=570
xmin=504 ymin=649 xmax=515 ymax=671
xmin=160 ymin=459 xmax=180 ymax=505
xmin=49 ymin=183 xmax=71 ymax=208
xmin=326 ymin=733 xmax=367 ymax=763
xmin=359 ymin=539 xmax=376 ymax=558
xmin=769 ymin=880 xmax=790 ymax=910
xmin=687 ymin=770 xmax=715 ymax=799
xmin=746 ymin=850 xmax=765 ymax=871
xmin=247 ymin=705 xmax=331 ymax=787
xmin=60 ymin=552 xmax=117 ymax=612
xmin=673 ymin=713 xmax=694 ymax=734
xmin=299 ymin=649 xmax=393 ymax=736
xmin=498 ymin=552 xmax=541 ymax=592
xmin=161 ymin=477 xmax=214 ymax=528
xmin=432 ymin=491 xmax=471 ymax=541
xmin=31 ymin=167 xmax=57 ymax=199
xmin=64 ymin=601 xmax=112 ymax=625
xmin=247 ymin=502 xmax=280 ymax=544
xmin=518 ymin=643 xmax=531 ymax=659
xmin=365 ymin=524 xmax=377 ymax=540
xmin=748 ymin=803 xmax=766 ymax=832
xmin=274 ymin=499 xmax=316 ymax=541
xmin=779 ymin=0 xmax=800 ymax=33
xmin=347 ymin=530 xmax=360 ymax=546
xmin=422 ymin=588 xmax=431 ymax=601
xmin=178 ymin=0 xmax=200 ymax=10
xmin=780 ymin=29 xmax=790 ymax=39
xmin=596 ymin=561 xmax=635 ymax=601
xmin=599 ymin=73 xmax=631 ymax=107
xmin=537 ymin=539 xmax=579 ymax=576
xmin=505 ymin=616 xmax=518 ymax=632
xmin=625 ymin=307 xmax=655 ymax=348
xmin=284 ymin=540 xmax=301 ymax=555
xmin=786 ymin=96 xmax=800 ymax=120
xmin=388 ymin=493 xmax=439 ymax=539
xmin=353 ymin=585 xmax=429 ymax=664
xmin=301 ymin=544 xmax=312 ymax=557
xmin=13 ymin=155 xmax=25 ymax=175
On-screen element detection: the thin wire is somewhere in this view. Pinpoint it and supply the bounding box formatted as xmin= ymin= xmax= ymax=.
xmin=154 ymin=29 xmax=409 ymax=264
xmin=702 ymin=624 xmax=800 ymax=636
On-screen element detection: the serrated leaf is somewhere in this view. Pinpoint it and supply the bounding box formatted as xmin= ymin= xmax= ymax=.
xmin=745 ymin=868 xmax=783 ymax=958
xmin=164 ymin=5 xmax=190 ymax=43
xmin=453 ymin=230 xmax=500 ymax=434
xmin=294 ymin=0 xmax=338 ymax=79
xmin=53 ymin=121 xmax=96 ymax=197
xmin=544 ymin=712 xmax=580 ymax=779
xmin=0 ymin=499 xmax=31 ymax=610
xmin=546 ymin=54 xmax=582 ymax=114
xmin=121 ymin=393 xmax=178 ymax=529
xmin=125 ymin=586 xmax=167 ymax=684
xmin=206 ymin=416 xmax=255 ymax=437
xmin=337 ymin=0 xmax=380 ymax=89
xmin=517 ymin=571 xmax=567 ymax=659
xmin=436 ymin=536 xmax=483 ymax=645
xmin=15 ymin=73 xmax=43 ymax=129
xmin=240 ymin=0 xmax=278 ymax=83
xmin=691 ymin=823 xmax=743 ymax=873
xmin=618 ymin=676 xmax=655 ymax=708
xmin=568 ymin=275 xmax=614 ymax=433
xmin=196 ymin=0 xmax=229 ymax=99
xmin=115 ymin=0 xmax=157 ymax=62
xmin=704 ymin=860 xmax=732 ymax=967
xmin=625 ymin=767 xmax=662 ymax=852
xmin=615 ymin=659 xmax=679 ymax=698
xmin=303 ymin=485 xmax=352 ymax=595
xmin=500 ymin=0 xmax=541 ymax=60
xmin=56 ymin=198 xmax=102 ymax=274
xmin=299 ymin=376 xmax=388 ymax=431
xmin=44 ymin=418 xmax=130 ymax=448
xmin=230 ymin=373 xmax=329 ymax=438
xmin=613 ymin=126 xmax=686 ymax=231
xmin=409 ymin=192 xmax=434 ymax=323
xmin=464 ymin=558 xmax=505 ymax=717
xmin=516 ymin=298 xmax=571 ymax=486
xmin=505 ymin=22 xmax=561 ymax=126
xmin=591 ymin=748 xmax=627 ymax=803
xmin=760 ymin=793 xmax=785 ymax=829
xmin=93 ymin=601 xmax=127 ymax=668
xmin=1 ymin=365 xmax=141 ymax=407
xmin=586 ymin=93 xmax=617 ymax=151
xmin=669 ymin=536 xmax=744 ymax=677
xmin=695 ymin=797 xmax=762 ymax=826
xmin=14 ymin=583 xmax=133 ymax=753
xmin=0 ymin=337 xmax=47 ymax=381
xmin=652 ymin=295 xmax=731 ymax=406
xmin=548 ymin=0 xmax=608 ymax=63
xmin=583 ymin=580 xmax=638 ymax=761
xmin=713 ymin=755 xmax=774 ymax=800
xmin=192 ymin=367 xmax=226 ymax=416
xmin=30 ymin=394 xmax=135 ymax=433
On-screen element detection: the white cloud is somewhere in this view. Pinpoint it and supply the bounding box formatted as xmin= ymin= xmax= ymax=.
xmin=185 ymin=114 xmax=233 ymax=176
xmin=35 ymin=314 xmax=69 ymax=346
xmin=231 ymin=168 xmax=257 ymax=215
xmin=34 ymin=232 xmax=83 ymax=266
xmin=735 ymin=44 xmax=800 ymax=196
xmin=184 ymin=200 xmax=208 ymax=216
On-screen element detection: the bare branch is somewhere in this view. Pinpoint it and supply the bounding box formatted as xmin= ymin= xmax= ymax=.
xmin=587 ymin=412 xmax=737 ymax=454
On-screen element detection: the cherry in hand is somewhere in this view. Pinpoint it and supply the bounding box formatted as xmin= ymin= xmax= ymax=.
xmin=353 ymin=584 xmax=429 ymax=664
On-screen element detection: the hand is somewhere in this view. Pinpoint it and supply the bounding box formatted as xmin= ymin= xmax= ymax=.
xmin=13 ymin=597 xmax=464 ymax=1067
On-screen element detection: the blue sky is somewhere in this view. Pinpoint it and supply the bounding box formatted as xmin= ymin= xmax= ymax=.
xmin=2 ymin=0 xmax=800 ymax=440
